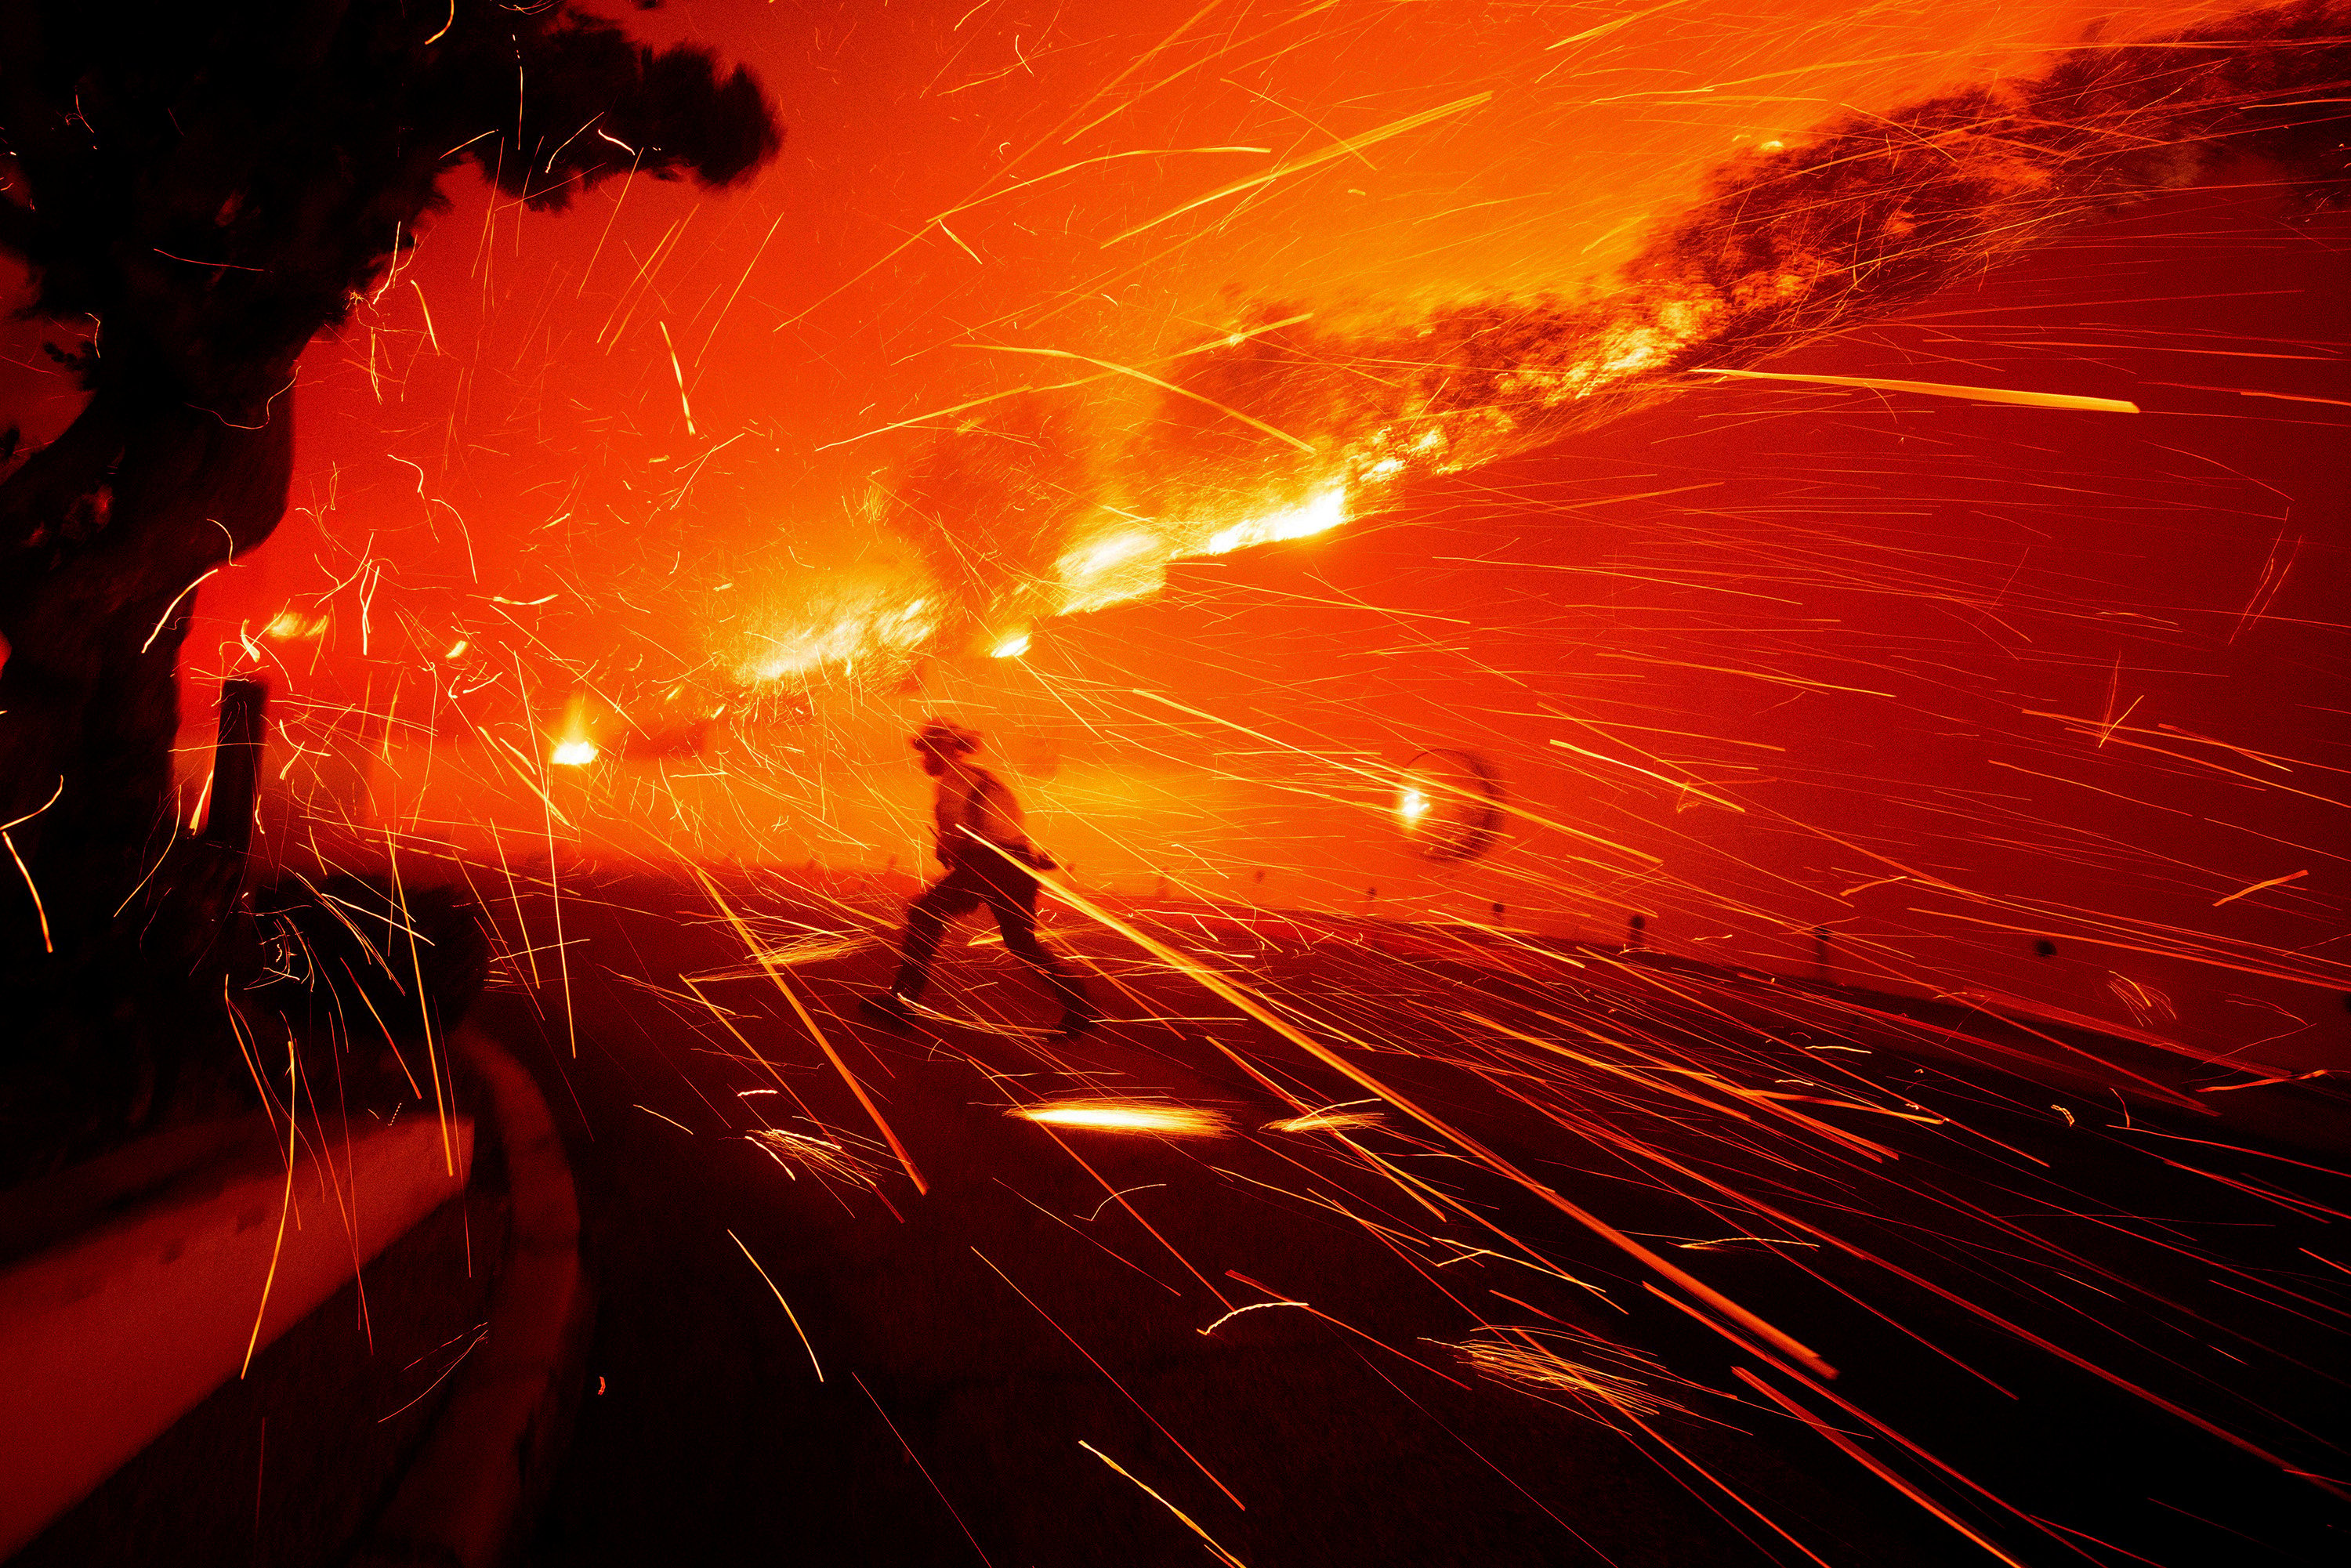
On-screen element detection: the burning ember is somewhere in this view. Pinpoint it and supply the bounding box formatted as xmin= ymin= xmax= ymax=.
xmin=1009 ymin=1101 xmax=1236 ymax=1137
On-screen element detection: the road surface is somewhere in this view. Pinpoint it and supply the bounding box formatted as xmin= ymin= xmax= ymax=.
xmin=471 ymin=869 xmax=2347 ymax=1566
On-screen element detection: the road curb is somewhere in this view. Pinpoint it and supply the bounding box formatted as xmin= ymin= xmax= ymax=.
xmin=353 ymin=1023 xmax=591 ymax=1568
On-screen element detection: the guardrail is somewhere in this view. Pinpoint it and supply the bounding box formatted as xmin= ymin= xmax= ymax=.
xmin=0 ymin=1110 xmax=474 ymax=1557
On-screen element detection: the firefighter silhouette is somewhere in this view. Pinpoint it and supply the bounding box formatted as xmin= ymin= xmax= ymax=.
xmin=864 ymin=720 xmax=1094 ymax=1034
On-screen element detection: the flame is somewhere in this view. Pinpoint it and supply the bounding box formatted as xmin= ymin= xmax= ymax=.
xmin=1060 ymin=528 xmax=1155 ymax=581
xmin=550 ymin=691 xmax=599 ymax=766
xmin=728 ymin=483 xmax=1353 ymax=691
xmin=713 ymin=8 xmax=2351 ymax=701
xmin=1196 ymin=484 xmax=1346 ymax=557
xmin=1398 ymin=788 xmax=1430 ymax=823
xmin=1009 ymin=1100 xmax=1234 ymax=1136
xmin=1052 ymin=484 xmax=1351 ymax=621
xmin=1055 ymin=526 xmax=1168 ymax=615
xmin=734 ymin=566 xmax=941 ymax=684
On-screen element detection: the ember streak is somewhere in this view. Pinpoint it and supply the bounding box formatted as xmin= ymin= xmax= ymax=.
xmin=4 ymin=0 xmax=2346 ymax=1562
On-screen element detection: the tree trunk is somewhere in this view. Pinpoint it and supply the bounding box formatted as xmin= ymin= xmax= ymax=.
xmin=0 ymin=385 xmax=294 ymax=1150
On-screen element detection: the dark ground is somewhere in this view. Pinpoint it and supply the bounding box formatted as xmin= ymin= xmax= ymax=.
xmin=469 ymin=868 xmax=2347 ymax=1568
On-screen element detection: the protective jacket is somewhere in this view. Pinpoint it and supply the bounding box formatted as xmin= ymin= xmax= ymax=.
xmin=934 ymin=764 xmax=1035 ymax=865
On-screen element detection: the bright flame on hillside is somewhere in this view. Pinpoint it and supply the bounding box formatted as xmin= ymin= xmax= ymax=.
xmin=1053 ymin=484 xmax=1351 ymax=619
xmin=734 ymin=569 xmax=941 ymax=685
xmin=1056 ymin=525 xmax=1167 ymax=616
xmin=734 ymin=485 xmax=1353 ymax=685
xmin=1199 ymin=484 xmax=1346 ymax=557
xmin=1010 ymin=1100 xmax=1234 ymax=1136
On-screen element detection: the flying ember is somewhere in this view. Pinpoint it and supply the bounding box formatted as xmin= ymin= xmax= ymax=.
xmin=1009 ymin=1100 xmax=1237 ymax=1137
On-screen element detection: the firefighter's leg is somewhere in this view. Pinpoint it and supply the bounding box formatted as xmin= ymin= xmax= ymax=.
xmin=891 ymin=866 xmax=984 ymax=1002
xmin=984 ymin=866 xmax=1092 ymax=1022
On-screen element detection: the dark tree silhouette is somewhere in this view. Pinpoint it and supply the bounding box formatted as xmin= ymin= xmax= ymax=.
xmin=0 ymin=0 xmax=779 ymax=1144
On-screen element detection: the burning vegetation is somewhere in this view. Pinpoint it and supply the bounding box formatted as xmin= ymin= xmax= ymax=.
xmin=702 ymin=0 xmax=2351 ymax=689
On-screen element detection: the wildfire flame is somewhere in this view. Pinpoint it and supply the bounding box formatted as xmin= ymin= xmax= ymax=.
xmin=550 ymin=693 xmax=599 ymax=767
xmin=733 ymin=567 xmax=941 ymax=686
xmin=1196 ymin=484 xmax=1347 ymax=559
xmin=717 ymin=1 xmax=2349 ymax=694
xmin=729 ymin=483 xmax=1353 ymax=685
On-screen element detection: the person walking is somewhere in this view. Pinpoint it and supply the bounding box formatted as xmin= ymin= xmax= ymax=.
xmin=864 ymin=719 xmax=1095 ymax=1034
